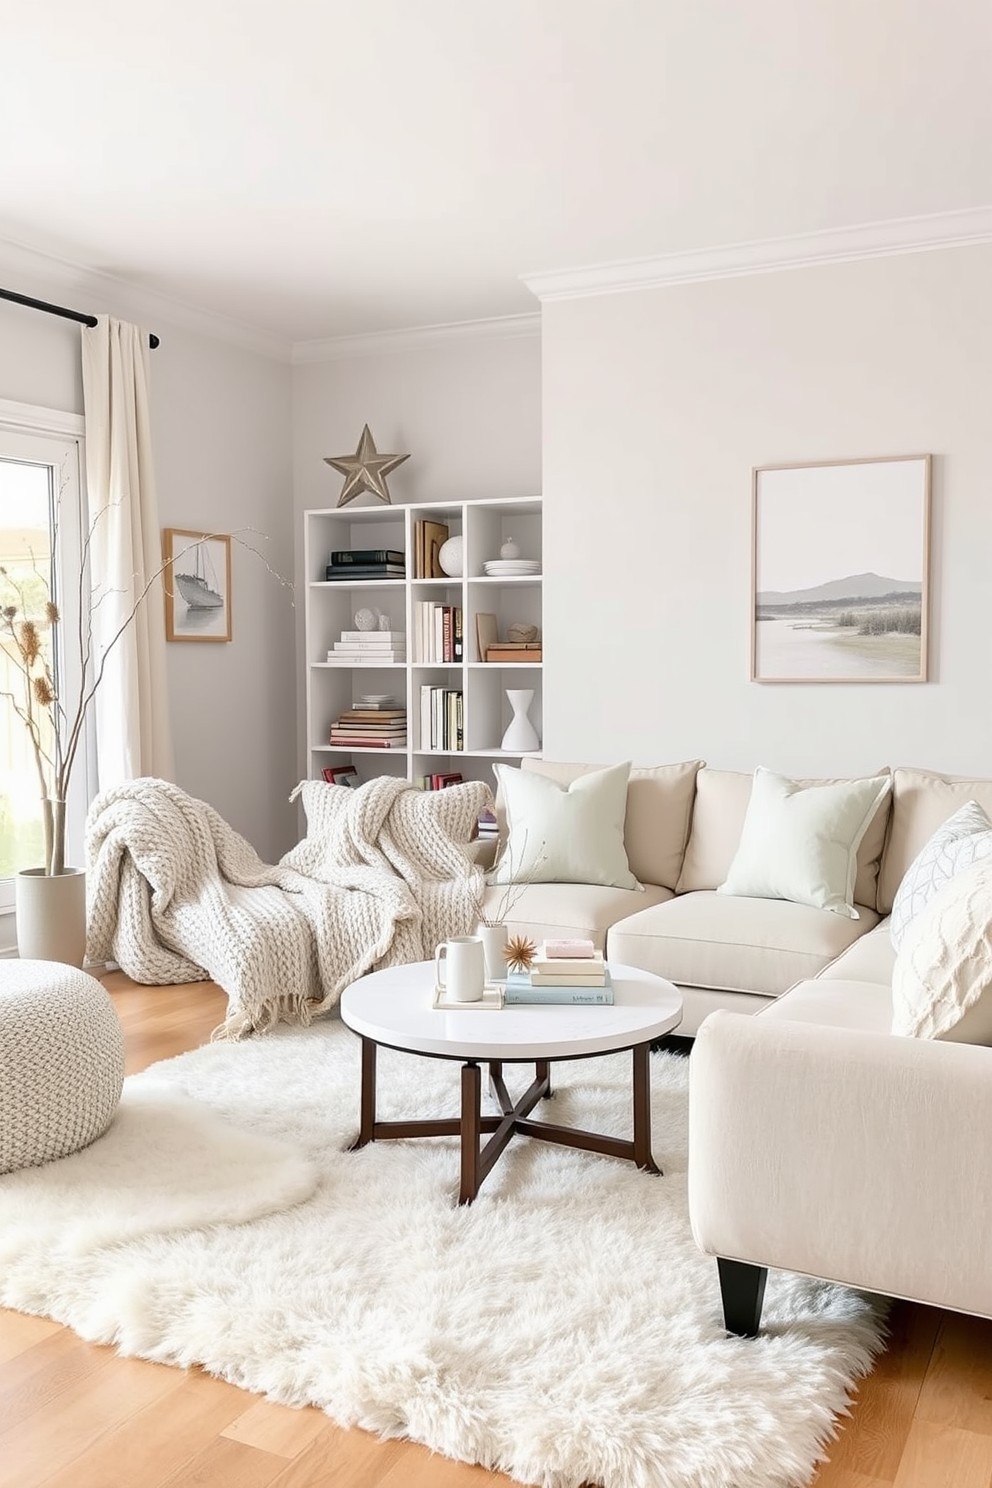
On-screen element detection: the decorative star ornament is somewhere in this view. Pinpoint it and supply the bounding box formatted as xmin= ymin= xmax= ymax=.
xmin=324 ymin=424 xmax=410 ymax=508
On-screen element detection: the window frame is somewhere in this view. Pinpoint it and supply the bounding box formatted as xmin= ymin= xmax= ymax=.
xmin=0 ymin=399 xmax=92 ymax=917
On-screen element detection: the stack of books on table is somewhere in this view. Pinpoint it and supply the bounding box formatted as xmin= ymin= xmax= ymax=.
xmin=324 ymin=549 xmax=405 ymax=581
xmin=328 ymin=707 xmax=407 ymax=749
xmin=326 ymin=630 xmax=406 ymax=664
xmin=504 ymin=941 xmax=614 ymax=1004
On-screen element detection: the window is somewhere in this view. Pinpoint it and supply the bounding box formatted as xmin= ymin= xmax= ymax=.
xmin=0 ymin=409 xmax=89 ymax=912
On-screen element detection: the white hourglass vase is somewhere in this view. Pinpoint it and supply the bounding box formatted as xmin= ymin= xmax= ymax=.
xmin=501 ymin=689 xmax=540 ymax=753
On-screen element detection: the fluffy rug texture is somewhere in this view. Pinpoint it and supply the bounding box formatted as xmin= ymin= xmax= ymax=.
xmin=0 ymin=1019 xmax=885 ymax=1488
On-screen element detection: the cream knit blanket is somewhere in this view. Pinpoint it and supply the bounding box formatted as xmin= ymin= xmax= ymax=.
xmin=86 ymin=776 xmax=491 ymax=1037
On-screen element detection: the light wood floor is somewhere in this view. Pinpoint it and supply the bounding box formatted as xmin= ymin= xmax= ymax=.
xmin=2 ymin=974 xmax=990 ymax=1488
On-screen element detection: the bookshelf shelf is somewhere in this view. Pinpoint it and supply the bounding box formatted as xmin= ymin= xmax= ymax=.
xmin=303 ymin=496 xmax=542 ymax=790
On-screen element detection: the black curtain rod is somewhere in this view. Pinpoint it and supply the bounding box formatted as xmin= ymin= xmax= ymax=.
xmin=0 ymin=285 xmax=160 ymax=348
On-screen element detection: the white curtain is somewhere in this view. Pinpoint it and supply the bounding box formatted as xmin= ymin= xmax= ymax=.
xmin=80 ymin=316 xmax=173 ymax=790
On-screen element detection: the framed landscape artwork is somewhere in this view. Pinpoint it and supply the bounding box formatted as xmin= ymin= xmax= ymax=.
xmin=162 ymin=528 xmax=233 ymax=642
xmin=751 ymin=455 xmax=931 ymax=684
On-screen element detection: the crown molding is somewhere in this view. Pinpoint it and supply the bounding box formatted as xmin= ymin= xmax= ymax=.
xmin=292 ymin=311 xmax=541 ymax=364
xmin=0 ymin=234 xmax=291 ymax=362
xmin=0 ymin=396 xmax=85 ymax=437
xmin=521 ymin=205 xmax=992 ymax=302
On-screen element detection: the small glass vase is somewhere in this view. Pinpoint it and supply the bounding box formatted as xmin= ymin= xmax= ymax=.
xmin=500 ymin=688 xmax=540 ymax=753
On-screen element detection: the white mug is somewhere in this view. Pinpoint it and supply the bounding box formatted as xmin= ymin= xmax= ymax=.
xmin=435 ymin=935 xmax=485 ymax=1003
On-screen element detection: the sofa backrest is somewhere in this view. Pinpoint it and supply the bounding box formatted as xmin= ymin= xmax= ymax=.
xmin=877 ymin=767 xmax=992 ymax=914
xmin=676 ymin=767 xmax=893 ymax=910
xmin=520 ymin=758 xmax=704 ymax=891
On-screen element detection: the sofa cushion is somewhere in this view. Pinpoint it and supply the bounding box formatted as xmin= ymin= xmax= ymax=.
xmin=889 ymin=801 xmax=992 ymax=950
xmin=490 ymin=760 xmax=639 ymax=890
xmin=676 ymin=767 xmax=892 ymax=910
xmin=486 ymin=882 xmax=672 ymax=952
xmin=718 ymin=768 xmax=890 ymax=919
xmin=606 ymin=890 xmax=878 ymax=997
xmin=892 ymin=858 xmax=992 ymax=1044
xmin=521 ymin=757 xmax=703 ymax=891
xmin=878 ymin=768 xmax=992 ymax=915
xmin=816 ymin=921 xmax=895 ymax=986
xmin=758 ymin=978 xmax=893 ymax=1034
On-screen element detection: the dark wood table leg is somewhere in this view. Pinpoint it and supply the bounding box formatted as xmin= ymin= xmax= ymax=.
xmin=351 ymin=1037 xmax=377 ymax=1150
xmin=459 ymin=1061 xmax=483 ymax=1205
xmin=632 ymin=1043 xmax=661 ymax=1175
xmin=535 ymin=1058 xmax=554 ymax=1098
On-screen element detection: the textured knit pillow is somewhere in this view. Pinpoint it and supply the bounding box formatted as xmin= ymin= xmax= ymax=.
xmin=892 ymin=857 xmax=992 ymax=1042
xmin=889 ymin=801 xmax=992 ymax=951
xmin=489 ymin=760 xmax=640 ymax=890
xmin=718 ymin=767 xmax=891 ymax=919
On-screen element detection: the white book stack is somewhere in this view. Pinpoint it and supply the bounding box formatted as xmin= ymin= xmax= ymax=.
xmin=327 ymin=630 xmax=406 ymax=665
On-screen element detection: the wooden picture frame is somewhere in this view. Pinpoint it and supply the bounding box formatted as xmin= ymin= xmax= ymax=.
xmin=162 ymin=528 xmax=233 ymax=643
xmin=751 ymin=455 xmax=931 ymax=684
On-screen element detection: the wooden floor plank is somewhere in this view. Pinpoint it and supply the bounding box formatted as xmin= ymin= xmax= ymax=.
xmin=0 ymin=973 xmax=986 ymax=1488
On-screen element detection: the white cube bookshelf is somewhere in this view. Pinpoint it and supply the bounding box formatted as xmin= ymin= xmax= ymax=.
xmin=303 ymin=497 xmax=543 ymax=790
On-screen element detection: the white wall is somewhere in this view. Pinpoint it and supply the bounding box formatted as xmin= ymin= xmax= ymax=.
xmin=0 ymin=296 xmax=295 ymax=865
xmin=291 ymin=331 xmax=542 ymax=770
xmin=542 ymin=244 xmax=992 ymax=777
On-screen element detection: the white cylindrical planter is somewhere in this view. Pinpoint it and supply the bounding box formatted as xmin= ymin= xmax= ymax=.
xmin=15 ymin=868 xmax=87 ymax=968
xmin=477 ymin=922 xmax=509 ymax=982
xmin=500 ymin=689 xmax=541 ymax=753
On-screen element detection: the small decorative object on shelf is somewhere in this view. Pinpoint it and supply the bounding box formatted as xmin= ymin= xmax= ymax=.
xmin=413 ymin=520 xmax=450 ymax=578
xmin=507 ymin=622 xmax=539 ymax=643
xmin=437 ymin=535 xmax=464 ymax=577
xmin=354 ymin=607 xmax=378 ymax=631
xmin=324 ymin=424 xmax=410 ymax=508
xmin=500 ymin=537 xmax=521 ymax=559
xmin=504 ymin=935 xmax=537 ymax=973
xmin=501 ymin=688 xmax=540 ymax=752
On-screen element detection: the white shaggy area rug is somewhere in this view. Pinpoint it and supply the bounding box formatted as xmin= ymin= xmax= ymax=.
xmin=0 ymin=1017 xmax=885 ymax=1488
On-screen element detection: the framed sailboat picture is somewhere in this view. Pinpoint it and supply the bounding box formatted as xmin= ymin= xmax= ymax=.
xmin=162 ymin=528 xmax=233 ymax=642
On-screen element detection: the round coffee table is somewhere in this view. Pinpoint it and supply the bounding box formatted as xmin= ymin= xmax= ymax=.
xmin=340 ymin=961 xmax=683 ymax=1204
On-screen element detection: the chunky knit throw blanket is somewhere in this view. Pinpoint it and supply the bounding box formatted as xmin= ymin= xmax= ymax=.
xmin=86 ymin=776 xmax=491 ymax=1037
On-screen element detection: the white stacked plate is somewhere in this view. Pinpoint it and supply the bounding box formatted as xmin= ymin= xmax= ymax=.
xmin=483 ymin=559 xmax=541 ymax=576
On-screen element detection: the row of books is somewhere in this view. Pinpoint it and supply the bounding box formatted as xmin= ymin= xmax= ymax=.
xmin=413 ymin=520 xmax=449 ymax=579
xmin=328 ymin=706 xmax=408 ymax=749
xmin=420 ymin=685 xmax=463 ymax=752
xmin=326 ymin=629 xmax=406 ymax=665
xmin=321 ymin=764 xmax=358 ymax=786
xmin=324 ymin=549 xmax=405 ymax=582
xmin=415 ymin=602 xmax=462 ymax=663
xmin=415 ymin=770 xmax=464 ymax=791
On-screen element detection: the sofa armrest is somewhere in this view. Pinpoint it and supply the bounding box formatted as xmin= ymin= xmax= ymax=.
xmin=688 ymin=1010 xmax=992 ymax=1318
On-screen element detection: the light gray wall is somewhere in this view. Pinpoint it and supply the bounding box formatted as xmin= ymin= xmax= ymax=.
xmin=541 ymin=244 xmax=992 ymax=777
xmin=0 ymin=296 xmax=295 ymax=863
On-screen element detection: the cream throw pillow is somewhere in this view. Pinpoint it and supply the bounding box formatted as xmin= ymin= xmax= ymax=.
xmin=489 ymin=761 xmax=640 ymax=890
xmin=892 ymin=857 xmax=992 ymax=1042
xmin=889 ymin=801 xmax=992 ymax=951
xmin=718 ymin=768 xmax=891 ymax=919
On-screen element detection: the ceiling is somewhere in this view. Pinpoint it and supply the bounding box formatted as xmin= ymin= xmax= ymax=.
xmin=1 ymin=0 xmax=990 ymax=349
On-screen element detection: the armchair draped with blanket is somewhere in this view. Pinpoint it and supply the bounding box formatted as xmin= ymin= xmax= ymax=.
xmin=86 ymin=776 xmax=491 ymax=1037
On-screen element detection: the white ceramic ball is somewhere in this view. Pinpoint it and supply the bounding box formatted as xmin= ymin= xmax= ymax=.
xmin=438 ymin=535 xmax=464 ymax=577
xmin=500 ymin=537 xmax=521 ymax=559
xmin=354 ymin=607 xmax=378 ymax=632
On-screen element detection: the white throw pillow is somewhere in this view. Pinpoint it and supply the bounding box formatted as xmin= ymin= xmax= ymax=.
xmin=892 ymin=857 xmax=992 ymax=1042
xmin=489 ymin=760 xmax=640 ymax=890
xmin=889 ymin=801 xmax=992 ymax=951
xmin=718 ymin=768 xmax=891 ymax=919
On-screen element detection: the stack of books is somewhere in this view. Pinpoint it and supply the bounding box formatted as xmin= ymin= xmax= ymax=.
xmin=504 ymin=941 xmax=614 ymax=1004
xmin=324 ymin=548 xmax=405 ymax=582
xmin=328 ymin=707 xmax=407 ymax=749
xmin=477 ymin=807 xmax=498 ymax=840
xmin=327 ymin=630 xmax=406 ymax=664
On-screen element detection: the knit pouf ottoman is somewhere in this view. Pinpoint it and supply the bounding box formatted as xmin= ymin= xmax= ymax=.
xmin=0 ymin=960 xmax=126 ymax=1174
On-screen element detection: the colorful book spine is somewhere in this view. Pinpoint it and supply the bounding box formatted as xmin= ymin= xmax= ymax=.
xmin=503 ymin=971 xmax=614 ymax=1005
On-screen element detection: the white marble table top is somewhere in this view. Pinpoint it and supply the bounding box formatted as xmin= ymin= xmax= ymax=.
xmin=340 ymin=961 xmax=683 ymax=1061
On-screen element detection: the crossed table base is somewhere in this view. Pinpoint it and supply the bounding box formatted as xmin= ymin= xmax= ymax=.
xmin=340 ymin=961 xmax=684 ymax=1205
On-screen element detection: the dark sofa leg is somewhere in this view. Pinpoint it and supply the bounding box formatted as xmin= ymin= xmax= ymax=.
xmin=717 ymin=1257 xmax=767 ymax=1337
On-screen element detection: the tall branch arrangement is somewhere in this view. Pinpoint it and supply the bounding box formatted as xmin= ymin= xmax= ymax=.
xmin=1 ymin=492 xmax=288 ymax=876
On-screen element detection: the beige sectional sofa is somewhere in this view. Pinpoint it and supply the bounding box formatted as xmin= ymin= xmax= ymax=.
xmin=481 ymin=755 xmax=992 ymax=1330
